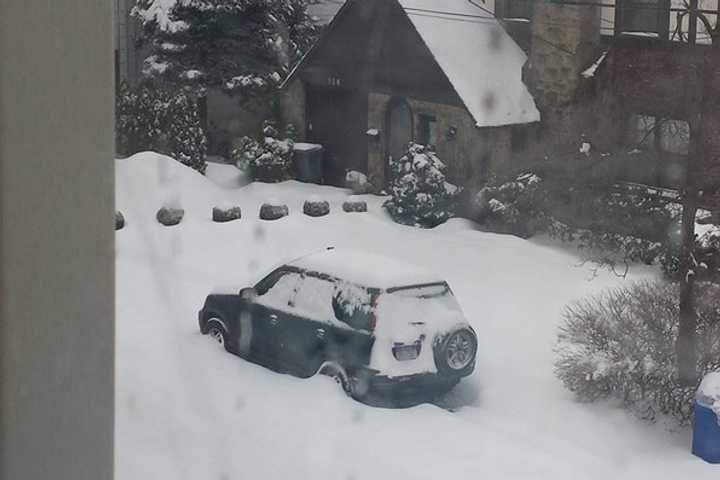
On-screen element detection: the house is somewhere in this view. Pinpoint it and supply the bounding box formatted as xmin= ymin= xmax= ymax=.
xmin=114 ymin=0 xmax=146 ymax=89
xmin=498 ymin=0 xmax=720 ymax=202
xmin=280 ymin=0 xmax=540 ymax=188
xmin=113 ymin=0 xmax=352 ymax=158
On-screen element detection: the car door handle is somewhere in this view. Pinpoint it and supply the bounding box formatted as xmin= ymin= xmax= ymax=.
xmin=316 ymin=328 xmax=325 ymax=339
xmin=269 ymin=314 xmax=279 ymax=326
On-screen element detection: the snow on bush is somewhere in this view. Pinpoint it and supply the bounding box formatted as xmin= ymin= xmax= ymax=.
xmin=116 ymin=82 xmax=207 ymax=174
xmin=474 ymin=167 xmax=691 ymax=274
xmin=259 ymin=201 xmax=289 ymax=221
xmin=212 ymin=205 xmax=242 ymax=223
xmin=156 ymin=206 xmax=185 ymax=226
xmin=472 ymin=173 xmax=545 ymax=238
xmin=231 ymin=121 xmax=294 ymax=183
xmin=555 ymin=281 xmax=720 ymax=425
xmin=384 ymin=143 xmax=460 ymax=228
xmin=343 ymin=196 xmax=367 ymax=213
xmin=303 ymin=196 xmax=330 ymax=217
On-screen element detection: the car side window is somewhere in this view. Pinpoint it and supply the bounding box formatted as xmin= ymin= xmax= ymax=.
xmin=332 ymin=281 xmax=374 ymax=331
xmin=292 ymin=274 xmax=335 ymax=322
xmin=255 ymin=271 xmax=301 ymax=311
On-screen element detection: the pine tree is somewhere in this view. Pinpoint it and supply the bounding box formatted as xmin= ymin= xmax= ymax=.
xmin=384 ymin=143 xmax=461 ymax=228
xmin=134 ymin=0 xmax=318 ymax=103
xmin=116 ymin=81 xmax=208 ymax=173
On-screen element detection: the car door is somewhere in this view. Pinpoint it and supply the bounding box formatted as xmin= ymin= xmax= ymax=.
xmin=251 ymin=270 xmax=301 ymax=368
xmin=329 ymin=282 xmax=376 ymax=368
xmin=281 ymin=273 xmax=337 ymax=376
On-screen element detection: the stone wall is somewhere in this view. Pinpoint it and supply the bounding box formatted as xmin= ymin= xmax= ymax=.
xmin=525 ymin=1 xmax=602 ymax=148
xmin=367 ymin=92 xmax=512 ymax=189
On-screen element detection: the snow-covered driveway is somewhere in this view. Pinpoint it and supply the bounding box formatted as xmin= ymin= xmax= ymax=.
xmin=116 ymin=154 xmax=716 ymax=479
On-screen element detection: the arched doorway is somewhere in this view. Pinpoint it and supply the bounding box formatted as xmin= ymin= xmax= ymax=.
xmin=385 ymin=97 xmax=413 ymax=182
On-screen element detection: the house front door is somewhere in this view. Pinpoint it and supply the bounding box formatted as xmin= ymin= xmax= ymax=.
xmin=306 ymin=87 xmax=368 ymax=186
xmin=386 ymin=97 xmax=413 ymax=182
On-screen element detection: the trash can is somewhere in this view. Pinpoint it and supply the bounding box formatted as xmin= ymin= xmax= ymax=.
xmin=293 ymin=143 xmax=323 ymax=184
xmin=692 ymin=372 xmax=720 ymax=464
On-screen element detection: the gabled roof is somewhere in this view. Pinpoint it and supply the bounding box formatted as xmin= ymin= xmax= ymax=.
xmin=398 ymin=0 xmax=540 ymax=127
xmin=284 ymin=0 xmax=540 ymax=128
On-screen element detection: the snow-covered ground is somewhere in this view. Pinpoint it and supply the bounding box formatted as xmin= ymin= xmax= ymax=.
xmin=116 ymin=153 xmax=716 ymax=479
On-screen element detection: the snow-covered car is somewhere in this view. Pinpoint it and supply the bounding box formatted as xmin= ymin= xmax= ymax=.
xmin=198 ymin=248 xmax=477 ymax=399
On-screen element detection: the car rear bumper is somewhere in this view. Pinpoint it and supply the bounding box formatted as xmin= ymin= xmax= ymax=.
xmin=366 ymin=372 xmax=462 ymax=395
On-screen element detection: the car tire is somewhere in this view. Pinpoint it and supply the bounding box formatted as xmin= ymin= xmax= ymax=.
xmin=434 ymin=327 xmax=477 ymax=377
xmin=206 ymin=318 xmax=231 ymax=353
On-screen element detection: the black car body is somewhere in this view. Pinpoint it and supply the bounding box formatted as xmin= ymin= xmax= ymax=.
xmin=198 ymin=249 xmax=477 ymax=399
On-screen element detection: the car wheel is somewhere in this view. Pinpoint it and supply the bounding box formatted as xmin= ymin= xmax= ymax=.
xmin=434 ymin=327 xmax=477 ymax=377
xmin=317 ymin=362 xmax=352 ymax=396
xmin=206 ymin=318 xmax=231 ymax=353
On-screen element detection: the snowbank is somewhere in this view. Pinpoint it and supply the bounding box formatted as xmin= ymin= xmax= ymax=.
xmin=115 ymin=152 xmax=714 ymax=480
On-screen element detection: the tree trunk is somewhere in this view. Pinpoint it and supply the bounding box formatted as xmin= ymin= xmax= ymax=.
xmin=676 ymin=36 xmax=720 ymax=385
xmin=676 ymin=61 xmax=702 ymax=386
xmin=677 ymin=185 xmax=698 ymax=385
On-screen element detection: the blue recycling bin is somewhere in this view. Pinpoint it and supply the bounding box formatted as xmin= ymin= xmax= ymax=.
xmin=693 ymin=374 xmax=720 ymax=464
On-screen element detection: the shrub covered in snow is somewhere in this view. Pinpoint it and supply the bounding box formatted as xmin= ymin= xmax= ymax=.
xmin=303 ymin=197 xmax=330 ymax=217
xmin=384 ymin=144 xmax=461 ymax=228
xmin=231 ymin=121 xmax=294 ymax=183
xmin=156 ymin=207 xmax=185 ymax=226
xmin=555 ymin=281 xmax=720 ymax=425
xmin=116 ymin=82 xmax=207 ymax=174
xmin=472 ymin=173 xmax=546 ymax=238
xmin=116 ymin=211 xmax=126 ymax=231
xmin=343 ymin=197 xmax=367 ymax=213
xmin=473 ymin=165 xmax=688 ymax=274
xmin=212 ymin=206 xmax=242 ymax=223
xmin=661 ymin=224 xmax=720 ymax=283
xmin=259 ymin=201 xmax=289 ymax=221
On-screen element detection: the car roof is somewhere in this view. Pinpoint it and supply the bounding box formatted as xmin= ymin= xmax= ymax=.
xmin=287 ymin=248 xmax=445 ymax=290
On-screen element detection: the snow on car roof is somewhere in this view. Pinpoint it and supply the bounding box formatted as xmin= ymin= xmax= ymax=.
xmin=397 ymin=0 xmax=540 ymax=127
xmin=288 ymin=249 xmax=444 ymax=290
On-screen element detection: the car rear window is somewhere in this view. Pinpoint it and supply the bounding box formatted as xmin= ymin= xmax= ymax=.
xmin=388 ymin=283 xmax=461 ymax=312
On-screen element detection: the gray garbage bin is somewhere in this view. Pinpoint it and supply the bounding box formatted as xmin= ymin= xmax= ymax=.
xmin=293 ymin=143 xmax=323 ymax=184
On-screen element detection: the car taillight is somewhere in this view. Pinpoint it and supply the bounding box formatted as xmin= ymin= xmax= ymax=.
xmin=369 ymin=293 xmax=380 ymax=331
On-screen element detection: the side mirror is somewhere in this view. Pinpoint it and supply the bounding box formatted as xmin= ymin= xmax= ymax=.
xmin=239 ymin=287 xmax=257 ymax=301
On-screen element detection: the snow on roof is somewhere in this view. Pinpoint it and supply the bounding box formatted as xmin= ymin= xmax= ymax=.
xmin=288 ymin=248 xmax=444 ymax=289
xmin=397 ymin=0 xmax=540 ymax=127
